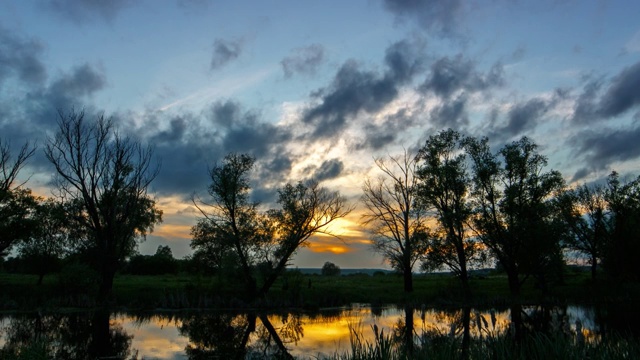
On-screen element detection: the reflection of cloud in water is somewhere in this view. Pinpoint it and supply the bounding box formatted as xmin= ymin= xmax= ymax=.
xmin=116 ymin=315 xmax=188 ymax=359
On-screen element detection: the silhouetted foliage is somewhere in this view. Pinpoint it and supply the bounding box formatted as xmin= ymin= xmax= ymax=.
xmin=15 ymin=198 xmax=71 ymax=284
xmin=321 ymin=261 xmax=341 ymax=276
xmin=361 ymin=150 xmax=430 ymax=293
xmin=555 ymin=183 xmax=610 ymax=280
xmin=0 ymin=139 xmax=37 ymax=258
xmin=45 ymin=109 xmax=162 ymax=302
xmin=464 ymin=136 xmax=565 ymax=297
xmin=603 ymin=171 xmax=640 ymax=281
xmin=416 ymin=129 xmax=484 ymax=299
xmin=125 ymin=245 xmax=178 ymax=275
xmin=192 ymin=153 xmax=351 ymax=301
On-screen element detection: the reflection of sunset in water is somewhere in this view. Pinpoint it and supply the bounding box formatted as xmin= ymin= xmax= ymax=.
xmin=0 ymin=305 xmax=607 ymax=359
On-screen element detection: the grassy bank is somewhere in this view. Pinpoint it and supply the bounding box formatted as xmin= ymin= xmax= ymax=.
xmin=0 ymin=268 xmax=638 ymax=312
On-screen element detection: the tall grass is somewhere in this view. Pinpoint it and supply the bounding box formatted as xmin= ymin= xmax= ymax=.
xmin=328 ymin=323 xmax=640 ymax=360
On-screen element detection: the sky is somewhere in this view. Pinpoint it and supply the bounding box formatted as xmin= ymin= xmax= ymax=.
xmin=2 ymin=0 xmax=640 ymax=269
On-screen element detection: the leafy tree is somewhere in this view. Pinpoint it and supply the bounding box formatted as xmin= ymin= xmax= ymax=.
xmin=555 ymin=183 xmax=610 ymax=280
xmin=416 ymin=129 xmax=482 ymax=299
xmin=192 ymin=153 xmax=351 ymax=300
xmin=16 ymin=198 xmax=71 ymax=284
xmin=603 ymin=171 xmax=640 ymax=281
xmin=0 ymin=140 xmax=36 ymax=258
xmin=45 ymin=110 xmax=162 ymax=302
xmin=464 ymin=136 xmax=565 ymax=297
xmin=126 ymin=245 xmax=178 ymax=275
xmin=321 ymin=261 xmax=341 ymax=276
xmin=361 ymin=151 xmax=430 ymax=293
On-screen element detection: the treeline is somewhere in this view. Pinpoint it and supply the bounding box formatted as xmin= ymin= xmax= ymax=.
xmin=361 ymin=129 xmax=640 ymax=301
xmin=1 ymin=111 xmax=640 ymax=307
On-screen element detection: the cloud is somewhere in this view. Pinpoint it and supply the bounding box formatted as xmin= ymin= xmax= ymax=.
xmin=43 ymin=0 xmax=132 ymax=24
xmin=312 ymin=159 xmax=345 ymax=182
xmin=598 ymin=61 xmax=640 ymax=118
xmin=210 ymin=38 xmax=243 ymax=70
xmin=572 ymin=60 xmax=640 ymax=123
xmin=383 ymin=0 xmax=464 ymax=37
xmin=420 ymin=55 xmax=504 ymax=98
xmin=0 ymin=28 xmax=47 ymax=87
xmin=303 ymin=39 xmax=425 ymax=139
xmin=429 ymin=94 xmax=468 ymax=128
xmin=572 ymin=124 xmax=640 ymax=175
xmin=140 ymin=100 xmax=295 ymax=199
xmin=281 ymin=44 xmax=325 ymax=78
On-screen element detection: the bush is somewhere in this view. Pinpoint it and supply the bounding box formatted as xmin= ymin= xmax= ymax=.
xmin=321 ymin=261 xmax=341 ymax=276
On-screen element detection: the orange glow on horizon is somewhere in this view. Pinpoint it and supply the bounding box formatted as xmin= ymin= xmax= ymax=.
xmin=308 ymin=243 xmax=352 ymax=254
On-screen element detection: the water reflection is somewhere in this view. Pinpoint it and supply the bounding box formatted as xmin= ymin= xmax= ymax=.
xmin=0 ymin=304 xmax=636 ymax=359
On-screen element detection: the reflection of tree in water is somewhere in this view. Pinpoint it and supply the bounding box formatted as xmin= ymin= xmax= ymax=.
xmin=0 ymin=311 xmax=134 ymax=359
xmin=179 ymin=312 xmax=301 ymax=359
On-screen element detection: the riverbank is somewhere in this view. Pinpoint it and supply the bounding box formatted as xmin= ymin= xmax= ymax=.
xmin=1 ymin=268 xmax=638 ymax=312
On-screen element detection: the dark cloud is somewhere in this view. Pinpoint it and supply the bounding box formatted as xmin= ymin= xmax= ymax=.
xmin=572 ymin=61 xmax=640 ymax=124
xmin=211 ymin=38 xmax=243 ymax=70
xmin=598 ymin=61 xmax=640 ymax=118
xmin=420 ymin=55 xmax=504 ymax=98
xmin=281 ymin=44 xmax=325 ymax=78
xmin=303 ymin=39 xmax=425 ymax=139
xmin=355 ymin=107 xmax=418 ymax=151
xmin=0 ymin=28 xmax=47 ymax=87
xmin=571 ymin=77 xmax=603 ymax=124
xmin=383 ymin=0 xmax=464 ymax=37
xmin=140 ymin=101 xmax=295 ymax=198
xmin=43 ymin=0 xmax=132 ymax=24
xmin=572 ymin=125 xmax=640 ymax=173
xmin=429 ymin=94 xmax=468 ymax=128
xmin=312 ymin=159 xmax=344 ymax=182
xmin=486 ymin=92 xmax=568 ymax=141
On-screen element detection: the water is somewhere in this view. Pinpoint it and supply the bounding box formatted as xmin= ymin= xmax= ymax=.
xmin=0 ymin=304 xmax=636 ymax=359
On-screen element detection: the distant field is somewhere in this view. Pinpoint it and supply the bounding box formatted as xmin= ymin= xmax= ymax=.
xmin=2 ymin=265 xmax=634 ymax=312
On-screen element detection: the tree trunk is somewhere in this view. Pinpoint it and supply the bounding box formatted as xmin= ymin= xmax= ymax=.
xmin=98 ymin=264 xmax=116 ymax=304
xmin=403 ymin=266 xmax=413 ymax=293
xmin=591 ymin=256 xmax=597 ymax=281
xmin=506 ymin=269 xmax=520 ymax=298
xmin=37 ymin=272 xmax=44 ymax=286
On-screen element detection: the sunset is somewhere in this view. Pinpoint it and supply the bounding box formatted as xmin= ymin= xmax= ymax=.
xmin=1 ymin=1 xmax=640 ymax=359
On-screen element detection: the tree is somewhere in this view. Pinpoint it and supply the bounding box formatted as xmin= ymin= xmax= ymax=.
xmin=45 ymin=110 xmax=162 ymax=302
xmin=603 ymin=171 xmax=640 ymax=281
xmin=361 ymin=151 xmax=430 ymax=293
xmin=192 ymin=153 xmax=351 ymax=300
xmin=17 ymin=198 xmax=71 ymax=284
xmin=464 ymin=136 xmax=564 ymax=297
xmin=416 ymin=129 xmax=482 ymax=299
xmin=555 ymin=183 xmax=610 ymax=281
xmin=0 ymin=140 xmax=36 ymax=258
xmin=321 ymin=261 xmax=341 ymax=276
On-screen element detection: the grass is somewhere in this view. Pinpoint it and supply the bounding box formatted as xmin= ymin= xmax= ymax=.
xmin=328 ymin=322 xmax=640 ymax=360
xmin=0 ymin=268 xmax=637 ymax=312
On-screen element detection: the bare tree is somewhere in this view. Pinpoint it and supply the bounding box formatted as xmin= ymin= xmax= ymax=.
xmin=361 ymin=151 xmax=430 ymax=293
xmin=45 ymin=110 xmax=162 ymax=302
xmin=0 ymin=140 xmax=36 ymax=194
xmin=0 ymin=140 xmax=37 ymax=257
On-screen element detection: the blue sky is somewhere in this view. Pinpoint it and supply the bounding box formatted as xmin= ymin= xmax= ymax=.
xmin=2 ymin=0 xmax=640 ymax=268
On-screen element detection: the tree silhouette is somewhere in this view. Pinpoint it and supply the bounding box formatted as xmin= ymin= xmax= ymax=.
xmin=465 ymin=136 xmax=564 ymax=297
xmin=0 ymin=140 xmax=36 ymax=258
xmin=361 ymin=150 xmax=430 ymax=292
xmin=45 ymin=110 xmax=162 ymax=302
xmin=192 ymin=153 xmax=351 ymax=301
xmin=556 ymin=183 xmax=610 ymax=280
xmin=416 ymin=129 xmax=482 ymax=299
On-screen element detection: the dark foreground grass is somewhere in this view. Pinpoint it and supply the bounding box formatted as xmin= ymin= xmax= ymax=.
xmin=327 ymin=326 xmax=640 ymax=360
xmin=0 ymin=268 xmax=637 ymax=311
